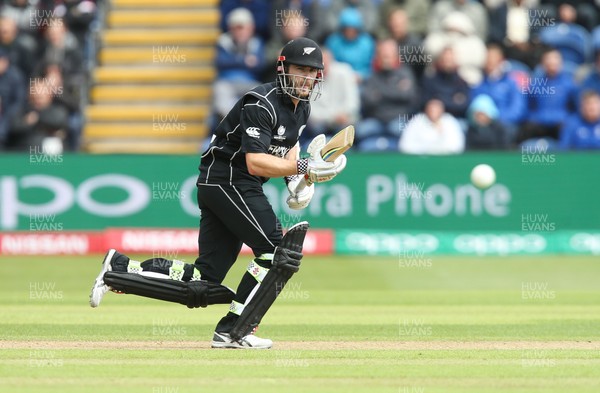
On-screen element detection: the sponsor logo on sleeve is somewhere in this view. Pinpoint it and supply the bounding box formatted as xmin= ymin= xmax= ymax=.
xmin=246 ymin=127 xmax=261 ymax=138
xmin=268 ymin=145 xmax=290 ymax=158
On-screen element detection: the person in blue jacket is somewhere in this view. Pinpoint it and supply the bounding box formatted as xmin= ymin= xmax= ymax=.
xmin=560 ymin=90 xmax=600 ymax=150
xmin=518 ymin=48 xmax=577 ymax=143
xmin=471 ymin=43 xmax=526 ymax=142
xmin=214 ymin=8 xmax=266 ymax=118
xmin=578 ymin=51 xmax=600 ymax=104
xmin=219 ymin=0 xmax=271 ymax=41
xmin=324 ymin=7 xmax=375 ymax=82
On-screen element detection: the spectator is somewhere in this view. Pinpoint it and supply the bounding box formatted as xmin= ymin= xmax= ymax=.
xmin=54 ymin=0 xmax=98 ymax=49
xmin=270 ymin=1 xmax=323 ymax=42
xmin=219 ymin=0 xmax=271 ymax=41
xmin=471 ymin=43 xmax=527 ymax=136
xmin=305 ymin=49 xmax=359 ymax=144
xmin=487 ymin=0 xmax=545 ymax=70
xmin=488 ymin=0 xmax=524 ymax=44
xmin=540 ymin=0 xmax=600 ymax=32
xmin=40 ymin=18 xmax=84 ymax=76
xmin=557 ymin=3 xmax=583 ymax=29
xmin=466 ymin=94 xmax=509 ymax=150
xmin=429 ymin=0 xmax=489 ymax=40
xmin=1 ymin=0 xmax=37 ymax=36
xmin=324 ymin=0 xmax=379 ymax=37
xmin=357 ymin=39 xmax=417 ymax=147
xmin=421 ymin=46 xmax=470 ymax=119
xmin=0 ymin=47 xmax=25 ymax=148
xmin=0 ymin=15 xmax=37 ymax=77
xmin=518 ymin=48 xmax=577 ymax=143
xmin=424 ymin=11 xmax=486 ymax=86
xmin=539 ymin=4 xmax=591 ymax=65
xmin=380 ymin=8 xmax=424 ymax=78
xmin=579 ymin=51 xmax=600 ymax=99
xmin=378 ymin=0 xmax=431 ymax=38
xmin=8 ymin=78 xmax=69 ymax=151
xmin=324 ymin=7 xmax=375 ymax=82
xmin=399 ymin=99 xmax=465 ymax=154
xmin=559 ymin=90 xmax=600 ymax=149
xmin=33 ymin=60 xmax=84 ymax=150
xmin=263 ymin=10 xmax=307 ymax=82
xmin=213 ymin=8 xmax=265 ymax=118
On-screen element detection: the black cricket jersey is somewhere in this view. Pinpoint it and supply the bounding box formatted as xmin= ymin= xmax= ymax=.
xmin=198 ymin=82 xmax=310 ymax=186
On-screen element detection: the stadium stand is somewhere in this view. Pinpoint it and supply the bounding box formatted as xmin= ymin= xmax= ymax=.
xmin=3 ymin=0 xmax=600 ymax=153
xmin=84 ymin=0 xmax=218 ymax=154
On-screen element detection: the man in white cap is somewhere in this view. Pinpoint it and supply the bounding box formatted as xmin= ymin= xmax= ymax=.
xmin=213 ymin=7 xmax=266 ymax=118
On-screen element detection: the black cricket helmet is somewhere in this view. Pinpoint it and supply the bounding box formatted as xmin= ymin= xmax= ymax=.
xmin=277 ymin=37 xmax=324 ymax=101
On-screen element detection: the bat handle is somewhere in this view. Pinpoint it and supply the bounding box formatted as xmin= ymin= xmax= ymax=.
xmin=304 ymin=174 xmax=313 ymax=186
xmin=293 ymin=175 xmax=312 ymax=194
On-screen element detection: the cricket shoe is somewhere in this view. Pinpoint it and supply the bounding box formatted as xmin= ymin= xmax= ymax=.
xmin=211 ymin=331 xmax=273 ymax=349
xmin=89 ymin=249 xmax=128 ymax=308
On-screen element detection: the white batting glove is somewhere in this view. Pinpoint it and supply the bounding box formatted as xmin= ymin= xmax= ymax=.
xmin=304 ymin=134 xmax=347 ymax=183
xmin=308 ymin=154 xmax=346 ymax=183
xmin=298 ymin=134 xmax=346 ymax=184
xmin=286 ymin=176 xmax=314 ymax=210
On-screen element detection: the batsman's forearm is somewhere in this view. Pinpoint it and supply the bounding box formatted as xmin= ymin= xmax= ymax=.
xmin=286 ymin=143 xmax=300 ymax=161
xmin=246 ymin=153 xmax=300 ymax=178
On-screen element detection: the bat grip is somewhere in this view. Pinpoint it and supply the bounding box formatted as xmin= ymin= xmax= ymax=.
xmin=292 ymin=175 xmax=312 ymax=194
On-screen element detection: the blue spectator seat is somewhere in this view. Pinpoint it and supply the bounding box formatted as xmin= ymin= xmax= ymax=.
xmin=520 ymin=137 xmax=560 ymax=151
xmin=357 ymin=136 xmax=399 ymax=152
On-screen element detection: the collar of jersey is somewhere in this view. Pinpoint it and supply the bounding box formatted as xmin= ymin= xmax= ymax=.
xmin=279 ymin=90 xmax=304 ymax=110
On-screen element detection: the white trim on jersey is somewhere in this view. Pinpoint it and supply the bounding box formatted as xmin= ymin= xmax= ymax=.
xmin=201 ymin=184 xmax=275 ymax=248
xmin=232 ymin=185 xmax=274 ymax=247
xmin=246 ymin=87 xmax=278 ymax=128
xmin=243 ymin=102 xmax=275 ymax=126
xmin=229 ymin=145 xmax=242 ymax=185
xmin=203 ymin=125 xmax=239 ymax=183
xmin=203 ymin=147 xmax=217 ymax=183
xmin=202 ymin=125 xmax=238 ymax=159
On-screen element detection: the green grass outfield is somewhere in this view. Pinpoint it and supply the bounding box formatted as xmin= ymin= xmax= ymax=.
xmin=1 ymin=254 xmax=600 ymax=393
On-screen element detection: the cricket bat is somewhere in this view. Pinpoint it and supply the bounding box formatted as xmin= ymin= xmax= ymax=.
xmin=302 ymin=125 xmax=354 ymax=187
xmin=320 ymin=125 xmax=355 ymax=163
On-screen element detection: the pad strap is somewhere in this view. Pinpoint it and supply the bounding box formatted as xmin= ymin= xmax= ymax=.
xmin=127 ymin=260 xmax=142 ymax=274
xmin=169 ymin=260 xmax=185 ymax=281
xmin=247 ymin=260 xmax=269 ymax=283
xmin=191 ymin=267 xmax=202 ymax=281
xmin=229 ymin=300 xmax=245 ymax=315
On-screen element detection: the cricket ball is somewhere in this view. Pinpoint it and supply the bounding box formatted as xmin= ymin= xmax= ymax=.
xmin=470 ymin=164 xmax=496 ymax=189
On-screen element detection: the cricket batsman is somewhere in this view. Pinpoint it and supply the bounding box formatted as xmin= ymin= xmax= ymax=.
xmin=89 ymin=38 xmax=347 ymax=349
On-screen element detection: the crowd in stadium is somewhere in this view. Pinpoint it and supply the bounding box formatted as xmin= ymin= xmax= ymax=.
xmin=0 ymin=0 xmax=96 ymax=152
xmin=1 ymin=0 xmax=600 ymax=153
xmin=216 ymin=0 xmax=600 ymax=153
